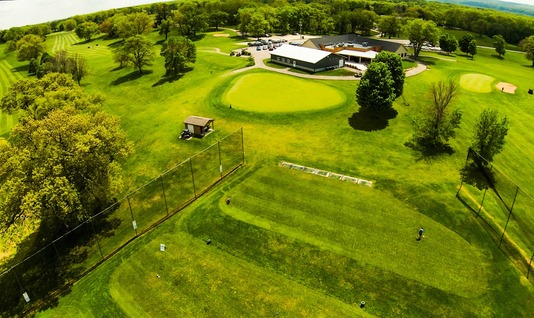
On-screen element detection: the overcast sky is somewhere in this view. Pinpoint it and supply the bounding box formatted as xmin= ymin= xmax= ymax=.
xmin=0 ymin=0 xmax=172 ymax=30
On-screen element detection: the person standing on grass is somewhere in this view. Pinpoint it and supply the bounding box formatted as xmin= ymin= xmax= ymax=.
xmin=418 ymin=227 xmax=424 ymax=241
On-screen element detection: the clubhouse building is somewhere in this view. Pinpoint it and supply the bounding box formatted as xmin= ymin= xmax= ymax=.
xmin=270 ymin=45 xmax=344 ymax=73
xmin=269 ymin=34 xmax=408 ymax=72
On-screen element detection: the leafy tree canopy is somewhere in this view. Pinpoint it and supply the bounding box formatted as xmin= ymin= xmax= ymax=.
xmin=471 ymin=108 xmax=509 ymax=163
xmin=356 ymin=61 xmax=396 ymax=112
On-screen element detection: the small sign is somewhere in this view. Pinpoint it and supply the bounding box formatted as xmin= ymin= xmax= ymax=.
xmin=220 ymin=165 xmax=223 ymax=174
xmin=22 ymin=292 xmax=30 ymax=303
xmin=160 ymin=244 xmax=166 ymax=251
xmin=132 ymin=220 xmax=137 ymax=230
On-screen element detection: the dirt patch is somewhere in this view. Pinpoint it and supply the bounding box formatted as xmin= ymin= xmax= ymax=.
xmin=213 ymin=33 xmax=230 ymax=37
xmin=496 ymin=82 xmax=517 ymax=94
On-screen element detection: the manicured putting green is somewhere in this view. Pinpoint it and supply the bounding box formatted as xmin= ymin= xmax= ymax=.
xmin=223 ymin=73 xmax=345 ymax=112
xmin=459 ymin=73 xmax=495 ymax=93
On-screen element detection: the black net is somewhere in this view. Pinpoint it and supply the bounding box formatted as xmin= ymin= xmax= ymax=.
xmin=190 ymin=143 xmax=221 ymax=195
xmin=219 ymin=129 xmax=244 ymax=176
xmin=161 ymin=161 xmax=196 ymax=213
xmin=128 ymin=177 xmax=167 ymax=233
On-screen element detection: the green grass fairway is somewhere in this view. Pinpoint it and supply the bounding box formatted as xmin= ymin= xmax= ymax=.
xmin=223 ymin=73 xmax=345 ymax=112
xmin=459 ymin=73 xmax=495 ymax=93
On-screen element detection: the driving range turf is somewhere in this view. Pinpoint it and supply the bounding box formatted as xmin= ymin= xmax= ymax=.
xmin=0 ymin=28 xmax=533 ymax=317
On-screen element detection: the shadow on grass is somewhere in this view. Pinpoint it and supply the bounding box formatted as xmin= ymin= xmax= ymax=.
xmin=152 ymin=74 xmax=184 ymax=87
xmin=13 ymin=64 xmax=29 ymax=73
xmin=348 ymin=107 xmax=398 ymax=131
xmin=491 ymin=54 xmax=505 ymax=60
xmin=405 ymin=140 xmax=455 ymax=161
xmin=111 ymin=70 xmax=153 ymax=85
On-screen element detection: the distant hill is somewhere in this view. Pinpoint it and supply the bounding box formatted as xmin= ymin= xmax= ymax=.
xmin=430 ymin=0 xmax=534 ymax=16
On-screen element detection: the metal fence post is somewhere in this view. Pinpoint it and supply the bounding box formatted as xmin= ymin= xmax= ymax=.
xmin=477 ymin=188 xmax=487 ymax=218
xmin=218 ymin=141 xmax=223 ymax=179
xmin=241 ymin=127 xmax=245 ymax=164
xmin=499 ymin=186 xmax=519 ymax=248
xmin=190 ymin=158 xmax=197 ymax=198
xmin=127 ymin=196 xmax=138 ymax=236
xmin=160 ymin=176 xmax=169 ymax=216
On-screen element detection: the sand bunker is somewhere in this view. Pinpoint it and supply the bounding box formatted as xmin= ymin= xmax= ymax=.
xmin=496 ymin=82 xmax=517 ymax=94
xmin=213 ymin=33 xmax=230 ymax=37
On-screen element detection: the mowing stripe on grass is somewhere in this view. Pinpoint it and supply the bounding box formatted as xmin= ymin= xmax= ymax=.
xmin=223 ymin=167 xmax=486 ymax=297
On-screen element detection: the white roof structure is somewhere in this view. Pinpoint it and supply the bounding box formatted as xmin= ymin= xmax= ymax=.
xmin=337 ymin=50 xmax=378 ymax=59
xmin=271 ymin=45 xmax=333 ymax=63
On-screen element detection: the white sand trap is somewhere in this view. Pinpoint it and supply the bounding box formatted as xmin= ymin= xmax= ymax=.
xmin=213 ymin=33 xmax=230 ymax=37
xmin=496 ymin=82 xmax=517 ymax=94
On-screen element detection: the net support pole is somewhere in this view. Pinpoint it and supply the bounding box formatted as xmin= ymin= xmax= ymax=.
xmin=190 ymin=158 xmax=197 ymax=198
xmin=457 ymin=148 xmax=471 ymax=195
xmin=11 ymin=267 xmax=24 ymax=291
xmin=499 ymin=186 xmax=519 ymax=248
xmin=528 ymin=252 xmax=534 ymax=278
xmin=218 ymin=141 xmax=223 ymax=179
xmin=477 ymin=188 xmax=487 ymax=218
xmin=241 ymin=127 xmax=245 ymax=164
xmin=127 ymin=196 xmax=138 ymax=236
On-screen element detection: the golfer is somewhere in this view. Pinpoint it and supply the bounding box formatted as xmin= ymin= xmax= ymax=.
xmin=418 ymin=227 xmax=424 ymax=241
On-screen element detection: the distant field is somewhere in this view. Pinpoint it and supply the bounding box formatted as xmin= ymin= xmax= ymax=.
xmin=223 ymin=72 xmax=346 ymax=112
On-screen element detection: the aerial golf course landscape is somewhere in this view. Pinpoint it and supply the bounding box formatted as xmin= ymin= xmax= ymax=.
xmin=1 ymin=11 xmax=534 ymax=318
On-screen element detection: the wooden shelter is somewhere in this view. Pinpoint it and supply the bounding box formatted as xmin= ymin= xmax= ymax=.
xmin=183 ymin=116 xmax=214 ymax=137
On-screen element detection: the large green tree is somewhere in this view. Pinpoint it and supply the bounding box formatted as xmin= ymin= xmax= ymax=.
xmin=459 ymin=33 xmax=475 ymax=56
xmin=0 ymin=74 xmax=132 ymax=234
xmin=404 ymin=19 xmax=439 ymax=59
xmin=411 ymin=80 xmax=462 ymax=149
xmin=378 ymin=15 xmax=401 ymax=39
xmin=75 ymin=21 xmax=100 ymax=41
xmin=471 ymin=108 xmax=509 ymax=163
xmin=173 ymin=2 xmax=209 ymax=37
xmin=493 ymin=35 xmax=506 ymax=58
xmin=117 ymin=35 xmax=155 ymax=74
xmin=16 ymin=34 xmax=46 ymax=62
xmin=468 ymin=40 xmax=477 ymax=58
xmin=520 ymin=35 xmax=534 ymax=66
xmin=0 ymin=108 xmax=132 ymax=233
xmin=374 ymin=51 xmax=405 ymax=98
xmin=356 ymin=62 xmax=396 ymax=112
xmin=160 ymin=36 xmax=196 ymax=76
xmin=439 ymin=33 xmax=458 ymax=55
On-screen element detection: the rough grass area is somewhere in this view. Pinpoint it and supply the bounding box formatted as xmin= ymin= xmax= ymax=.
xmin=223 ymin=72 xmax=346 ymax=112
xmin=459 ymin=73 xmax=495 ymax=93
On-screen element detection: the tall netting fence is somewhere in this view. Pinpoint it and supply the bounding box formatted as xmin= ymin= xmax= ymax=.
xmin=0 ymin=128 xmax=244 ymax=317
xmin=457 ymin=148 xmax=534 ymax=284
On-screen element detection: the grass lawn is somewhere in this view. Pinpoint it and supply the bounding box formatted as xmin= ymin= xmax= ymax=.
xmin=1 ymin=26 xmax=534 ymax=317
xmin=222 ymin=72 xmax=346 ymax=113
